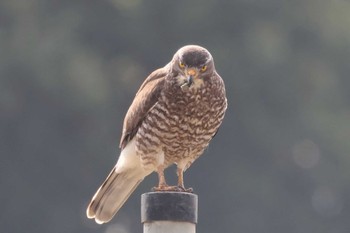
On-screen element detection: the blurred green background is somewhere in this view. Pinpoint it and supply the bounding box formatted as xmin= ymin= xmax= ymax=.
xmin=1 ymin=0 xmax=350 ymax=233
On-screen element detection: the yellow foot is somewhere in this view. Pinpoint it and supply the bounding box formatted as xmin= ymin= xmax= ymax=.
xmin=152 ymin=186 xmax=193 ymax=193
xmin=179 ymin=186 xmax=193 ymax=193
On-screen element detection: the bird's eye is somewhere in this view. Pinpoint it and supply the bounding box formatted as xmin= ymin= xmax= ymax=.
xmin=201 ymin=65 xmax=207 ymax=72
xmin=179 ymin=62 xmax=185 ymax=68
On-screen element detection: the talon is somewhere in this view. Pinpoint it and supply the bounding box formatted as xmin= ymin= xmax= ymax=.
xmin=152 ymin=186 xmax=194 ymax=192
xmin=152 ymin=185 xmax=188 ymax=192
xmin=185 ymin=187 xmax=193 ymax=193
xmin=177 ymin=186 xmax=193 ymax=193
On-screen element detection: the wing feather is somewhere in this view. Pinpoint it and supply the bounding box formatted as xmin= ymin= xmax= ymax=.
xmin=119 ymin=65 xmax=168 ymax=149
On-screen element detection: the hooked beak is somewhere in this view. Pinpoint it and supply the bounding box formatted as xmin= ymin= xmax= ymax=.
xmin=186 ymin=75 xmax=194 ymax=87
xmin=181 ymin=68 xmax=197 ymax=89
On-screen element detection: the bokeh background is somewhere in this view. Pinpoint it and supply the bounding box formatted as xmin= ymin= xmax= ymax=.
xmin=1 ymin=0 xmax=350 ymax=233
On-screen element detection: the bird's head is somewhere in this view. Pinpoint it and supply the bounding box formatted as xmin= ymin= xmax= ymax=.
xmin=171 ymin=45 xmax=215 ymax=90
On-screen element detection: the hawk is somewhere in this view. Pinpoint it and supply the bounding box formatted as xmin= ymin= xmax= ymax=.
xmin=87 ymin=45 xmax=227 ymax=224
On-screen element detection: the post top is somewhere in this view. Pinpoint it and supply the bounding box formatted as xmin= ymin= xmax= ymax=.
xmin=141 ymin=192 xmax=198 ymax=224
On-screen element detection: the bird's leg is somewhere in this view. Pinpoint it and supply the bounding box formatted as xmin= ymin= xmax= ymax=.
xmin=177 ymin=167 xmax=185 ymax=189
xmin=176 ymin=167 xmax=193 ymax=193
xmin=152 ymin=165 xmax=190 ymax=192
xmin=155 ymin=164 xmax=168 ymax=189
xmin=153 ymin=165 xmax=175 ymax=191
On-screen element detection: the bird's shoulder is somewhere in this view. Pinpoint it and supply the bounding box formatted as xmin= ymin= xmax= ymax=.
xmin=119 ymin=65 xmax=169 ymax=149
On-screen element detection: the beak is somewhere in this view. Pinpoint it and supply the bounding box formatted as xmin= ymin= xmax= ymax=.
xmin=182 ymin=68 xmax=197 ymax=88
xmin=186 ymin=75 xmax=194 ymax=87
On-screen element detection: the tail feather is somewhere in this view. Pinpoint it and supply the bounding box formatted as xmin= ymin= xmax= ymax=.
xmin=86 ymin=167 xmax=145 ymax=224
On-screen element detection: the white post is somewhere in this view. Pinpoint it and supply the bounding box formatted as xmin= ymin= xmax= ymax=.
xmin=141 ymin=192 xmax=198 ymax=233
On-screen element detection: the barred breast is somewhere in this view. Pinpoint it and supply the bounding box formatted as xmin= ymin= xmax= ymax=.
xmin=135 ymin=74 xmax=227 ymax=171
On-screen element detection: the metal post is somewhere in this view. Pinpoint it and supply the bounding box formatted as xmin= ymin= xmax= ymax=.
xmin=141 ymin=192 xmax=198 ymax=233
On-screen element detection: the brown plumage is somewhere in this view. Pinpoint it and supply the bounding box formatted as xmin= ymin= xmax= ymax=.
xmin=87 ymin=45 xmax=227 ymax=224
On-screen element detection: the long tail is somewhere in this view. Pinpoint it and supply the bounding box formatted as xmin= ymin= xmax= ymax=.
xmin=86 ymin=166 xmax=145 ymax=224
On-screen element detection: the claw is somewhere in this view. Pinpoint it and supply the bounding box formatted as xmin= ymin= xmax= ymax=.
xmin=177 ymin=186 xmax=193 ymax=193
xmin=152 ymin=185 xmax=193 ymax=193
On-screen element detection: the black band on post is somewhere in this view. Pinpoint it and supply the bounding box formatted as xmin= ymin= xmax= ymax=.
xmin=141 ymin=192 xmax=198 ymax=224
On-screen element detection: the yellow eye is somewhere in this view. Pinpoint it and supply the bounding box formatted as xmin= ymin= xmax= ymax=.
xmin=179 ymin=62 xmax=185 ymax=68
xmin=201 ymin=65 xmax=207 ymax=72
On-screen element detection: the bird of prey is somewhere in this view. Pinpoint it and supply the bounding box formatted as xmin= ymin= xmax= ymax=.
xmin=86 ymin=45 xmax=227 ymax=224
